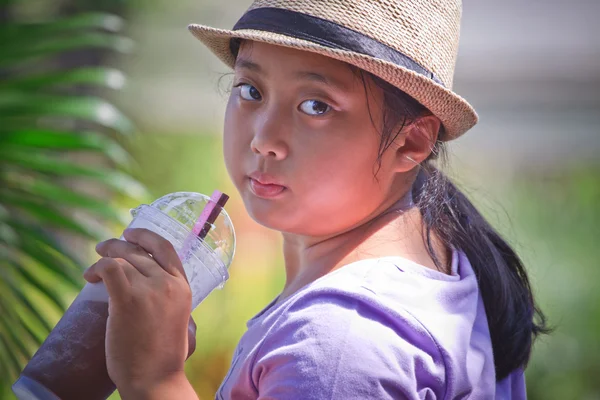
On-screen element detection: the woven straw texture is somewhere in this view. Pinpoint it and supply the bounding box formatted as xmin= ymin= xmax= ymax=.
xmin=188 ymin=0 xmax=478 ymax=140
xmin=247 ymin=0 xmax=462 ymax=88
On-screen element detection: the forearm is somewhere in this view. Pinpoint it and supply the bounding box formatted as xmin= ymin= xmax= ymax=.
xmin=119 ymin=372 xmax=199 ymax=400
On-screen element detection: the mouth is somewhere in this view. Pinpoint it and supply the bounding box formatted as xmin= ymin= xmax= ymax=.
xmin=247 ymin=173 xmax=287 ymax=199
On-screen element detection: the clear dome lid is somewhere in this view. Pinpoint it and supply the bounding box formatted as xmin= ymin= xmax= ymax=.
xmin=147 ymin=191 xmax=236 ymax=270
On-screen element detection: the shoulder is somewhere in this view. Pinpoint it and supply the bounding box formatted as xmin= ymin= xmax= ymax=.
xmin=252 ymin=283 xmax=447 ymax=400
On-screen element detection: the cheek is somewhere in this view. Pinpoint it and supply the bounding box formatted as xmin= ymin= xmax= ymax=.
xmin=297 ymin=144 xmax=384 ymax=224
xmin=315 ymin=153 xmax=382 ymax=202
xmin=309 ymin=129 xmax=380 ymax=186
xmin=223 ymin=97 xmax=245 ymax=180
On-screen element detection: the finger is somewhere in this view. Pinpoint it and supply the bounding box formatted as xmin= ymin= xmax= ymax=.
xmin=83 ymin=257 xmax=134 ymax=304
xmin=96 ymin=238 xmax=158 ymax=278
xmin=186 ymin=316 xmax=197 ymax=360
xmin=123 ymin=228 xmax=187 ymax=280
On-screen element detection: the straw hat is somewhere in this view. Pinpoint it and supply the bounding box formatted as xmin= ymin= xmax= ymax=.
xmin=188 ymin=0 xmax=478 ymax=140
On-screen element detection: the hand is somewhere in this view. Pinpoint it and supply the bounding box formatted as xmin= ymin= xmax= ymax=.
xmin=84 ymin=228 xmax=196 ymax=394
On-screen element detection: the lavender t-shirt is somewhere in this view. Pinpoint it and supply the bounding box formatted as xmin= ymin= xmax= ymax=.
xmin=216 ymin=251 xmax=527 ymax=399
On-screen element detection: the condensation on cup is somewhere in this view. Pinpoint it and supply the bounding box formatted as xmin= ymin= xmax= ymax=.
xmin=12 ymin=191 xmax=236 ymax=400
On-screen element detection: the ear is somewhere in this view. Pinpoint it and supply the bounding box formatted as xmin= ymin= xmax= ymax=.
xmin=392 ymin=115 xmax=441 ymax=172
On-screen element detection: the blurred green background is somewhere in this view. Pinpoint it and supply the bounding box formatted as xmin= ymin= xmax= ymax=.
xmin=1 ymin=0 xmax=599 ymax=399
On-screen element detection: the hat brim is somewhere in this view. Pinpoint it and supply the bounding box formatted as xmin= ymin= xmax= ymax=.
xmin=188 ymin=24 xmax=478 ymax=140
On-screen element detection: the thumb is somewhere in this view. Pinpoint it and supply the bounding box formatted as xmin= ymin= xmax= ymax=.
xmin=186 ymin=316 xmax=197 ymax=360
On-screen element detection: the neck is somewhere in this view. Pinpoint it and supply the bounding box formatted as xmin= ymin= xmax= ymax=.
xmin=279 ymin=191 xmax=432 ymax=301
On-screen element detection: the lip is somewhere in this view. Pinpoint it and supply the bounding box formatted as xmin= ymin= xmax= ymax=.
xmin=248 ymin=172 xmax=285 ymax=186
xmin=247 ymin=172 xmax=287 ymax=199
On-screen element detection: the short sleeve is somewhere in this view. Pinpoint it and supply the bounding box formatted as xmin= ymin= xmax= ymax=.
xmin=251 ymin=290 xmax=447 ymax=400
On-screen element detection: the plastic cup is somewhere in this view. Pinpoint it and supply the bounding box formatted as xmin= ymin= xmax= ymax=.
xmin=12 ymin=192 xmax=235 ymax=400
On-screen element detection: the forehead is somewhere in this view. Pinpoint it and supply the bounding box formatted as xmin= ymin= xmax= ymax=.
xmin=235 ymin=40 xmax=360 ymax=84
xmin=237 ymin=40 xmax=343 ymax=64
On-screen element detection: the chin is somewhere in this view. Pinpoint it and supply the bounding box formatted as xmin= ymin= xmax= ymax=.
xmin=247 ymin=205 xmax=291 ymax=232
xmin=242 ymin=193 xmax=291 ymax=231
xmin=246 ymin=203 xmax=339 ymax=237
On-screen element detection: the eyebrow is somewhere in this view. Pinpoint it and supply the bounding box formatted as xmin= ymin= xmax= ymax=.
xmin=234 ymin=58 xmax=262 ymax=73
xmin=234 ymin=58 xmax=348 ymax=91
xmin=295 ymin=70 xmax=349 ymax=92
xmin=294 ymin=71 xmax=330 ymax=85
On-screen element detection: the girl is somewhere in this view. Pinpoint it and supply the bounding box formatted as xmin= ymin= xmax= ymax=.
xmin=85 ymin=0 xmax=549 ymax=398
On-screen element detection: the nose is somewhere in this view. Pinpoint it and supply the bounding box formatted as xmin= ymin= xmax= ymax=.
xmin=250 ymin=111 xmax=289 ymax=160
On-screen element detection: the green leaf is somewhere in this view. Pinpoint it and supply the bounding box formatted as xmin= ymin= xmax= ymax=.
xmin=5 ymin=258 xmax=68 ymax=311
xmin=0 ymin=32 xmax=134 ymax=69
xmin=0 ymin=204 xmax=8 ymax=219
xmin=0 ymin=146 xmax=148 ymax=199
xmin=0 ymin=294 xmax=46 ymax=345
xmin=3 ymin=173 xmax=129 ymax=224
xmin=0 ymin=94 xmax=135 ymax=135
xmin=0 ymin=291 xmax=45 ymax=351
xmin=0 ymin=337 xmax=18 ymax=385
xmin=52 ymin=12 xmax=125 ymax=33
xmin=0 ymin=281 xmax=34 ymax=361
xmin=0 ymin=331 xmax=21 ymax=381
xmin=0 ymin=129 xmax=132 ymax=166
xmin=7 ymin=238 xmax=84 ymax=289
xmin=0 ymin=192 xmax=105 ymax=239
xmin=0 ymin=220 xmax=18 ymax=246
xmin=0 ymin=67 xmax=127 ymax=91
xmin=0 ymin=13 xmax=125 ymax=39
xmin=0 ymin=268 xmax=54 ymax=333
xmin=4 ymin=218 xmax=84 ymax=268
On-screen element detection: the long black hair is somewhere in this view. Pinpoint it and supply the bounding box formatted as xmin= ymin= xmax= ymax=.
xmin=362 ymin=71 xmax=551 ymax=381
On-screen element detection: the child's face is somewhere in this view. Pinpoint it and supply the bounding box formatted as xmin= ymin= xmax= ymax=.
xmin=224 ymin=41 xmax=407 ymax=236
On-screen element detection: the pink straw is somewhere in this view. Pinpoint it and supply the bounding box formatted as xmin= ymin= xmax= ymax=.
xmin=178 ymin=190 xmax=229 ymax=260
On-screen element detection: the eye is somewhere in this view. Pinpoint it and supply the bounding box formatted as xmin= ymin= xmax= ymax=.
xmin=237 ymin=83 xmax=262 ymax=101
xmin=299 ymin=100 xmax=331 ymax=116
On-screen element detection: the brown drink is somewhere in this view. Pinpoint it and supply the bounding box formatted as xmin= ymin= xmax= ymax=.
xmin=16 ymin=292 xmax=116 ymax=400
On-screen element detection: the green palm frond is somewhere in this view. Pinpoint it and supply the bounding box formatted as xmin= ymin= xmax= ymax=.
xmin=0 ymin=10 xmax=147 ymax=389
